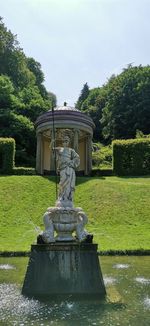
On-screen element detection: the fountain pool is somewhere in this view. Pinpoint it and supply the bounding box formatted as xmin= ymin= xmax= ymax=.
xmin=0 ymin=256 xmax=149 ymax=325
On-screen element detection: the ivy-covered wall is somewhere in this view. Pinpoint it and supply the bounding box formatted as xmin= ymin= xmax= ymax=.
xmin=0 ymin=138 xmax=15 ymax=174
xmin=113 ymin=139 xmax=150 ymax=176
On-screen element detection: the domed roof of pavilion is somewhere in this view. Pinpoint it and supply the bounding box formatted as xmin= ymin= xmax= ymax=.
xmin=53 ymin=105 xmax=79 ymax=112
xmin=35 ymin=104 xmax=95 ymax=133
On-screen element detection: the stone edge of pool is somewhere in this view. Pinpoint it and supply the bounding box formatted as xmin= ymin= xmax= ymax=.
xmin=0 ymin=249 xmax=150 ymax=257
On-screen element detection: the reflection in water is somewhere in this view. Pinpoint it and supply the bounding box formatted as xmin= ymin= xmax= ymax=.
xmin=135 ymin=277 xmax=150 ymax=285
xmin=0 ymin=283 xmax=126 ymax=326
xmin=66 ymin=302 xmax=74 ymax=309
xmin=113 ymin=264 xmax=130 ymax=269
xmin=0 ymin=256 xmax=149 ymax=326
xmin=103 ymin=276 xmax=117 ymax=285
xmin=0 ymin=284 xmax=41 ymax=311
xmin=0 ymin=264 xmax=16 ymax=270
xmin=143 ymin=296 xmax=150 ymax=309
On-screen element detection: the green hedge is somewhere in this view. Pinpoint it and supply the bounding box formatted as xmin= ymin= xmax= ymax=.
xmin=113 ymin=139 xmax=150 ymax=176
xmin=92 ymin=144 xmax=112 ymax=168
xmin=13 ymin=167 xmax=36 ymax=175
xmin=0 ymin=138 xmax=15 ymax=174
xmin=91 ymin=169 xmax=113 ymax=176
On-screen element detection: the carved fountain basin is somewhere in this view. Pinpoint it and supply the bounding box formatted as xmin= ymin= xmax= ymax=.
xmin=47 ymin=207 xmax=83 ymax=241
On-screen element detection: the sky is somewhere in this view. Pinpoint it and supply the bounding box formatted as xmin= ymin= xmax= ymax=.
xmin=1 ymin=0 xmax=150 ymax=106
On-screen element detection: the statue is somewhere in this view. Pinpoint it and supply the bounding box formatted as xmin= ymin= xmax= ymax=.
xmin=38 ymin=129 xmax=92 ymax=243
xmin=42 ymin=209 xmax=55 ymax=243
xmin=53 ymin=133 xmax=80 ymax=208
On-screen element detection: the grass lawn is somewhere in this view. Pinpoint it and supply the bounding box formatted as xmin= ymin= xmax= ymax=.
xmin=0 ymin=175 xmax=150 ymax=251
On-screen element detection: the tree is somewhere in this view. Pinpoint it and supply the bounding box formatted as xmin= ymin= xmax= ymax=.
xmin=17 ymin=85 xmax=50 ymax=121
xmin=80 ymin=88 xmax=106 ymax=141
xmin=101 ymin=65 xmax=150 ymax=141
xmin=0 ymin=75 xmax=14 ymax=108
xmin=0 ymin=16 xmax=19 ymax=50
xmin=0 ymin=111 xmax=36 ymax=166
xmin=0 ymin=18 xmax=57 ymax=166
xmin=0 ymin=17 xmax=55 ymax=106
xmin=47 ymin=91 xmax=57 ymax=108
xmin=0 ymin=17 xmax=34 ymax=89
xmin=0 ymin=74 xmax=24 ymax=113
xmin=76 ymin=83 xmax=89 ymax=110
xmin=76 ymin=65 xmax=150 ymax=144
xmin=26 ymin=57 xmax=48 ymax=98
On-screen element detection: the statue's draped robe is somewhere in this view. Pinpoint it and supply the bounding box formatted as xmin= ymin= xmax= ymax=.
xmin=56 ymin=147 xmax=80 ymax=203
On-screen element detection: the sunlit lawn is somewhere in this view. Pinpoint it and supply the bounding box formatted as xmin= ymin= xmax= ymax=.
xmin=0 ymin=175 xmax=150 ymax=251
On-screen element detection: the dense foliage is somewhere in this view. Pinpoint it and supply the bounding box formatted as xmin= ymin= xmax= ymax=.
xmin=0 ymin=137 xmax=15 ymax=173
xmin=113 ymin=139 xmax=150 ymax=176
xmin=92 ymin=143 xmax=112 ymax=169
xmin=77 ymin=65 xmax=150 ymax=143
xmin=75 ymin=82 xmax=89 ymax=110
xmin=0 ymin=111 xmax=36 ymax=166
xmin=79 ymin=87 xmax=105 ymax=141
xmin=0 ymin=17 xmax=56 ymax=166
xmin=13 ymin=167 xmax=36 ymax=175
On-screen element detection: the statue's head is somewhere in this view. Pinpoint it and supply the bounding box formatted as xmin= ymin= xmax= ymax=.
xmin=63 ymin=135 xmax=70 ymax=147
xmin=61 ymin=129 xmax=72 ymax=147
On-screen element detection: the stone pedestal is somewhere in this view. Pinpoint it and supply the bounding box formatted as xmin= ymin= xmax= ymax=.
xmin=22 ymin=243 xmax=106 ymax=299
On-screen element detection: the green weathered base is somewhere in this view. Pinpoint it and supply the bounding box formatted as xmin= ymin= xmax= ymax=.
xmin=22 ymin=243 xmax=106 ymax=299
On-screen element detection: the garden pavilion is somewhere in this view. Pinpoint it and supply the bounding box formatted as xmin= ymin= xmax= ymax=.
xmin=35 ymin=104 xmax=95 ymax=175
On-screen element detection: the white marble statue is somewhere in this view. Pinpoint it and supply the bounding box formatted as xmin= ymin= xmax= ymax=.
xmin=42 ymin=209 xmax=55 ymax=243
xmin=41 ymin=207 xmax=90 ymax=243
xmin=53 ymin=134 xmax=80 ymax=208
xmin=39 ymin=130 xmax=91 ymax=243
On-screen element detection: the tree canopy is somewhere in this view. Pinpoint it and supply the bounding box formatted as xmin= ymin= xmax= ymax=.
xmin=101 ymin=65 xmax=150 ymax=141
xmin=76 ymin=65 xmax=150 ymax=143
xmin=75 ymin=82 xmax=89 ymax=110
xmin=0 ymin=17 xmax=56 ymax=166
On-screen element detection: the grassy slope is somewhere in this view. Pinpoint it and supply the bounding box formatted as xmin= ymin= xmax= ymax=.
xmin=0 ymin=175 xmax=150 ymax=251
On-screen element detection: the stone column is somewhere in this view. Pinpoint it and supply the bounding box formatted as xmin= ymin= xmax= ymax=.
xmin=36 ymin=132 xmax=42 ymax=174
xmin=85 ymin=134 xmax=92 ymax=175
xmin=73 ymin=129 xmax=79 ymax=153
xmin=85 ymin=137 xmax=88 ymax=175
xmin=87 ymin=134 xmax=93 ymax=173
xmin=50 ymin=128 xmax=57 ymax=172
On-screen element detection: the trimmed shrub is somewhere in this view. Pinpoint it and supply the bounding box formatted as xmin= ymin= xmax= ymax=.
xmin=0 ymin=111 xmax=36 ymax=167
xmin=91 ymin=169 xmax=113 ymax=176
xmin=0 ymin=138 xmax=15 ymax=173
xmin=13 ymin=167 xmax=36 ymax=175
xmin=113 ymin=139 xmax=150 ymax=176
xmin=92 ymin=143 xmax=112 ymax=168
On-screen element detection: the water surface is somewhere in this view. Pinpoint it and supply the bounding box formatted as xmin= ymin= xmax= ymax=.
xmin=0 ymin=256 xmax=149 ymax=325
